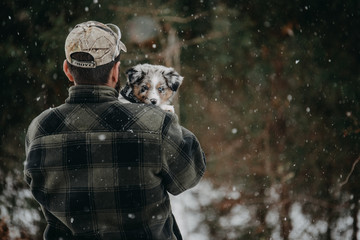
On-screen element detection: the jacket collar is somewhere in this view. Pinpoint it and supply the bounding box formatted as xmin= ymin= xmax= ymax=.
xmin=65 ymin=85 xmax=119 ymax=103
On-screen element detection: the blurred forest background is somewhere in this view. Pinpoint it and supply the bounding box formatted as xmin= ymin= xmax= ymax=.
xmin=0 ymin=0 xmax=359 ymax=239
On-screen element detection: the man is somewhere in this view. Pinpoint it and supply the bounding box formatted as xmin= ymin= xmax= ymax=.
xmin=24 ymin=21 xmax=206 ymax=240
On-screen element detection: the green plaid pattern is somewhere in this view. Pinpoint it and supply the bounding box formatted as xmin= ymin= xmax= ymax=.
xmin=24 ymin=85 xmax=206 ymax=240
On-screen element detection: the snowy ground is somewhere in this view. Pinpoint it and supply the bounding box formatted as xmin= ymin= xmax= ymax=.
xmin=1 ymin=178 xmax=357 ymax=239
xmin=170 ymin=180 xmax=356 ymax=240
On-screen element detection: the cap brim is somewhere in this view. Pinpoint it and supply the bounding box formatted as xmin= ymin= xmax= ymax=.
xmin=119 ymin=41 xmax=127 ymax=53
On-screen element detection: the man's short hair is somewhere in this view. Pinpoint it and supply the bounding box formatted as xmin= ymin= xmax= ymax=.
xmin=67 ymin=53 xmax=120 ymax=85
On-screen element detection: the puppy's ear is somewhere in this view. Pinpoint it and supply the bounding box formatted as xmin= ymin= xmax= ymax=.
xmin=163 ymin=69 xmax=184 ymax=92
xmin=126 ymin=67 xmax=145 ymax=85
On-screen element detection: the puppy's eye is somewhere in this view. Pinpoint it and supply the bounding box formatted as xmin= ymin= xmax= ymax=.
xmin=141 ymin=86 xmax=148 ymax=93
xmin=158 ymin=87 xmax=164 ymax=93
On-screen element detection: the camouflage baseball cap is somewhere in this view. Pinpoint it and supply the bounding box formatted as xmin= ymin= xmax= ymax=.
xmin=65 ymin=21 xmax=127 ymax=68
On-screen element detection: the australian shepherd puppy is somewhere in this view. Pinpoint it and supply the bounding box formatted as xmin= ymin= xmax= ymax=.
xmin=119 ymin=64 xmax=184 ymax=113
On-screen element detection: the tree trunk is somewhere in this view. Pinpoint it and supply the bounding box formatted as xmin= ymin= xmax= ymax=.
xmin=352 ymin=194 xmax=359 ymax=240
xmin=164 ymin=25 xmax=181 ymax=115
xmin=279 ymin=184 xmax=291 ymax=240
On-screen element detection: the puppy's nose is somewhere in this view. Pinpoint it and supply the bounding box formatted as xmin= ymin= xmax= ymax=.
xmin=150 ymin=99 xmax=157 ymax=105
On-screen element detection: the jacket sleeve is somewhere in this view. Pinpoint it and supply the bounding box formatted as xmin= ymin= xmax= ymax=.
xmin=24 ymin=116 xmax=75 ymax=239
xmin=160 ymin=113 xmax=206 ymax=195
xmin=42 ymin=207 xmax=75 ymax=240
xmin=24 ymin=116 xmax=39 ymax=187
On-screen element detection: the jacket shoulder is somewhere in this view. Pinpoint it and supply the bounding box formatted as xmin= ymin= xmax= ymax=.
xmin=120 ymin=103 xmax=169 ymax=132
xmin=26 ymin=107 xmax=64 ymax=141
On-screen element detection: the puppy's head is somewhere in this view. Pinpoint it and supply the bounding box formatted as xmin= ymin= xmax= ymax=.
xmin=124 ymin=64 xmax=183 ymax=105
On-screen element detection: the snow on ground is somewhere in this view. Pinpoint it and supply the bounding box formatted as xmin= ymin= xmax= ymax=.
xmin=0 ymin=175 xmax=41 ymax=239
xmin=0 ymin=177 xmax=356 ymax=239
xmin=170 ymin=180 xmax=220 ymax=240
xmin=170 ymin=180 xmax=351 ymax=240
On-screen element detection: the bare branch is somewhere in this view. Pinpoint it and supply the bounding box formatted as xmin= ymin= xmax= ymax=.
xmin=183 ymin=31 xmax=227 ymax=47
xmin=160 ymin=12 xmax=208 ymax=23
xmin=339 ymin=156 xmax=360 ymax=188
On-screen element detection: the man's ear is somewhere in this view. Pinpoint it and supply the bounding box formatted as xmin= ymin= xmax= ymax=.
xmin=63 ymin=60 xmax=75 ymax=83
xmin=109 ymin=61 xmax=121 ymax=87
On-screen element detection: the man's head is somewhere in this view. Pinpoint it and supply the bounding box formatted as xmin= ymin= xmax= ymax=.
xmin=63 ymin=21 xmax=126 ymax=87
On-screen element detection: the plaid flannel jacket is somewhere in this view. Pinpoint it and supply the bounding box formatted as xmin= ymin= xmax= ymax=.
xmin=24 ymin=85 xmax=206 ymax=240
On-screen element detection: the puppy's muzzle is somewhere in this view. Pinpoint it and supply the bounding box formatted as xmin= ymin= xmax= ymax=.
xmin=150 ymin=99 xmax=157 ymax=105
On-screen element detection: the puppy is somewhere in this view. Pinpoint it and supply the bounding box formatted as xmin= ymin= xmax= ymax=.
xmin=119 ymin=64 xmax=183 ymax=113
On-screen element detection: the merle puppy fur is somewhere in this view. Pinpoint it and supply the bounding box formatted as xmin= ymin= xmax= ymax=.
xmin=119 ymin=64 xmax=183 ymax=112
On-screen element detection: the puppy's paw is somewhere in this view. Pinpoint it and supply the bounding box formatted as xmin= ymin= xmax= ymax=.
xmin=160 ymin=104 xmax=175 ymax=113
